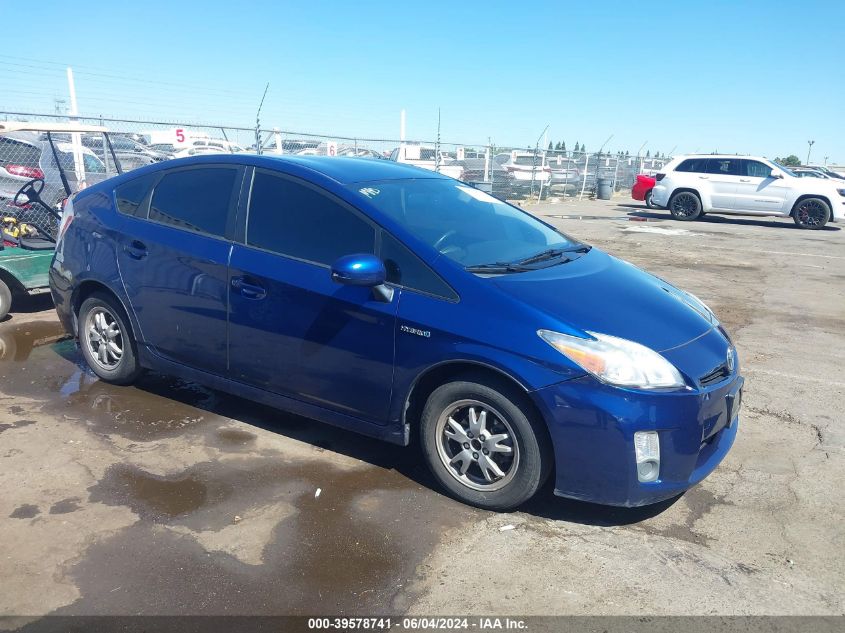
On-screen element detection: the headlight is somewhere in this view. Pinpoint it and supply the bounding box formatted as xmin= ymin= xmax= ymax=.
xmin=836 ymin=188 xmax=845 ymax=197
xmin=538 ymin=329 xmax=686 ymax=389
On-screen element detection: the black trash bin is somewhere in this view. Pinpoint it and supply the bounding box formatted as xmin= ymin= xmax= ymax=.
xmin=597 ymin=177 xmax=613 ymax=200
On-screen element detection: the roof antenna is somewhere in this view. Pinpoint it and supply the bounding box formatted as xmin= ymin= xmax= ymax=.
xmin=255 ymin=82 xmax=269 ymax=155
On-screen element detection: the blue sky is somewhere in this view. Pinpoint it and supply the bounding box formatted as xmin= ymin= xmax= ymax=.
xmin=1 ymin=0 xmax=843 ymax=160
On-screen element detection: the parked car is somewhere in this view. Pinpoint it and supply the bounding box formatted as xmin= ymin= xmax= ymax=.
xmin=456 ymin=157 xmax=515 ymax=200
xmin=1 ymin=129 xmax=108 ymax=216
xmin=791 ymin=167 xmax=833 ymax=179
xmin=547 ymin=155 xmax=581 ymax=194
xmin=52 ymin=133 xmax=165 ymax=171
xmin=804 ymin=165 xmax=845 ymax=180
xmin=389 ymin=145 xmax=464 ymax=180
xmin=651 ymin=155 xmax=845 ymax=229
xmin=632 ymin=174 xmax=657 ymax=207
xmin=493 ymin=152 xmax=551 ymax=196
xmin=51 ymin=155 xmax=743 ymax=510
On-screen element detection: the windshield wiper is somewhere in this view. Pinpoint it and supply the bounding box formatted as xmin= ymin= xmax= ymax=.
xmin=465 ymin=262 xmax=532 ymax=274
xmin=515 ymin=248 xmax=572 ymax=266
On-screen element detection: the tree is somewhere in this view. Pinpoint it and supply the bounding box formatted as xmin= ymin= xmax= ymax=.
xmin=646 ymin=150 xmax=651 ymax=158
xmin=776 ymin=154 xmax=801 ymax=166
xmin=581 ymin=145 xmax=586 ymax=155
xmin=625 ymin=150 xmax=629 ymax=157
xmin=573 ymin=141 xmax=580 ymax=153
xmin=548 ymin=141 xmax=554 ymax=151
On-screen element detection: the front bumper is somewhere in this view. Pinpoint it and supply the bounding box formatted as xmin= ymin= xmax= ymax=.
xmin=532 ymin=371 xmax=742 ymax=507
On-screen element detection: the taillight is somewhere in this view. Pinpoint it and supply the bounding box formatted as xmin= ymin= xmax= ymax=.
xmin=655 ymin=173 xmax=665 ymax=181
xmin=57 ymin=197 xmax=75 ymax=246
xmin=4 ymin=164 xmax=45 ymax=179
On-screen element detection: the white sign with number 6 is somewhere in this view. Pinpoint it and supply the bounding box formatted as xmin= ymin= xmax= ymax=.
xmin=327 ymin=141 xmax=338 ymax=157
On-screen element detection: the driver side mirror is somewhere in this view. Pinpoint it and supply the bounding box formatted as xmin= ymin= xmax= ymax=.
xmin=330 ymin=254 xmax=393 ymax=302
xmin=769 ymin=169 xmax=784 ymax=179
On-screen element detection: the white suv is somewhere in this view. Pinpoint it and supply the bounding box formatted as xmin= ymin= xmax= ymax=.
xmin=651 ymin=155 xmax=845 ymax=229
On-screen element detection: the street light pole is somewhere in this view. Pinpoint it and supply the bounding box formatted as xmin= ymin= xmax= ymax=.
xmin=807 ymin=140 xmax=815 ymax=165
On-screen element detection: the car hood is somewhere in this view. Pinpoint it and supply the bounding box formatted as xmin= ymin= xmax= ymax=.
xmin=493 ymin=248 xmax=715 ymax=352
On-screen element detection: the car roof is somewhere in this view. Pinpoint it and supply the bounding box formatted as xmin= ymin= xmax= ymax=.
xmin=163 ymin=154 xmax=448 ymax=184
xmin=675 ymin=154 xmax=770 ymax=161
xmin=0 ymin=121 xmax=109 ymax=134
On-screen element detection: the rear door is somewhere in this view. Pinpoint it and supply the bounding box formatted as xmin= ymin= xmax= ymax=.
xmin=116 ymin=165 xmax=243 ymax=375
xmin=703 ymin=158 xmax=741 ymax=210
xmin=227 ymin=169 xmax=397 ymax=422
xmin=734 ymin=159 xmax=789 ymax=214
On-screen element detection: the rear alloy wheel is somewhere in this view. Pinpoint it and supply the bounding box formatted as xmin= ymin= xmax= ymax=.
xmin=420 ymin=377 xmax=550 ymax=510
xmin=669 ymin=191 xmax=702 ymax=220
xmin=792 ymin=198 xmax=830 ymax=229
xmin=0 ymin=279 xmax=11 ymax=321
xmin=78 ymin=293 xmax=141 ymax=384
xmin=645 ymin=190 xmax=656 ymax=209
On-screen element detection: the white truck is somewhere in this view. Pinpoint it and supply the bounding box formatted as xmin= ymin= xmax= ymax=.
xmin=389 ymin=144 xmax=465 ymax=180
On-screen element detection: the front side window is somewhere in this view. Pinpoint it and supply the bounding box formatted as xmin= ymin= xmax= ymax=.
xmin=743 ymin=160 xmax=773 ymax=178
xmin=149 ymin=167 xmax=237 ymax=237
xmin=247 ymin=171 xmax=375 ymax=265
xmin=353 ymin=179 xmax=581 ymax=268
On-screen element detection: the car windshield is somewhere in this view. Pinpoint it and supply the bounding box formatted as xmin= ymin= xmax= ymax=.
xmin=352 ymin=179 xmax=584 ymax=269
xmin=514 ymin=155 xmax=545 ymax=166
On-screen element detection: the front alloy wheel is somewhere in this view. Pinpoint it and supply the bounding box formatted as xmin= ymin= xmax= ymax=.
xmin=420 ymin=376 xmax=550 ymax=510
xmin=793 ymin=198 xmax=830 ymax=229
xmin=435 ymin=400 xmax=519 ymax=492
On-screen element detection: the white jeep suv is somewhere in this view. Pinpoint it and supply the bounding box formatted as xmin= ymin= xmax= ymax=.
xmin=651 ymin=155 xmax=845 ymax=229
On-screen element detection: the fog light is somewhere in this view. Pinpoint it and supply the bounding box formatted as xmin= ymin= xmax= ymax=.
xmin=634 ymin=431 xmax=660 ymax=482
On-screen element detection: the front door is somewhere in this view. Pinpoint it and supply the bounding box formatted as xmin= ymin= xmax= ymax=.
xmin=227 ymin=169 xmax=397 ymax=422
xmin=117 ymin=165 xmax=242 ymax=375
xmin=733 ymin=159 xmax=789 ymax=214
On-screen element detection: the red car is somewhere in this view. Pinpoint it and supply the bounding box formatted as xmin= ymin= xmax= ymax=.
xmin=631 ymin=174 xmax=657 ymax=208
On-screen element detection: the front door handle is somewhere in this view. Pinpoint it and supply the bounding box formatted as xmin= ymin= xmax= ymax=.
xmin=124 ymin=240 xmax=147 ymax=260
xmin=698 ymin=176 xmax=709 ymax=179
xmin=231 ymin=276 xmax=267 ymax=300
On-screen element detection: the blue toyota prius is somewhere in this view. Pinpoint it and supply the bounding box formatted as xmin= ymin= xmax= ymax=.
xmin=48 ymin=155 xmax=742 ymax=510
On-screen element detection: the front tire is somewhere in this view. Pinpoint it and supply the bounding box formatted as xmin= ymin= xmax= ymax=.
xmin=0 ymin=278 xmax=11 ymax=321
xmin=669 ymin=191 xmax=702 ymax=220
xmin=78 ymin=292 xmax=141 ymax=384
xmin=420 ymin=376 xmax=551 ymax=510
xmin=792 ymin=197 xmax=830 ymax=229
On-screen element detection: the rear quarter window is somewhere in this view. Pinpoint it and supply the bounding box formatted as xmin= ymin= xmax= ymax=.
xmin=114 ymin=173 xmax=157 ymax=217
xmin=675 ymin=158 xmax=709 ymax=173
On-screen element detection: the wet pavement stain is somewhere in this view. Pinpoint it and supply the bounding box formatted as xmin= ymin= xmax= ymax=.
xmin=60 ymin=455 xmax=475 ymax=615
xmin=10 ymin=504 xmax=40 ymax=519
xmin=49 ymin=498 xmax=82 ymax=515
xmin=0 ymin=320 xmax=68 ymax=363
xmin=216 ymin=427 xmax=258 ymax=445
xmin=0 ymin=419 xmax=36 ymax=433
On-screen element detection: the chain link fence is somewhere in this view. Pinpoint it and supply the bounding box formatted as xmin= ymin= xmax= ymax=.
xmin=1 ymin=111 xmax=672 ymax=216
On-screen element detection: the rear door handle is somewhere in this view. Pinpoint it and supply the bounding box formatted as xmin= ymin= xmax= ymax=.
xmin=231 ymin=276 xmax=267 ymax=300
xmin=739 ymin=178 xmax=751 ymax=182
xmin=698 ymin=176 xmax=709 ymax=179
xmin=124 ymin=240 xmax=147 ymax=260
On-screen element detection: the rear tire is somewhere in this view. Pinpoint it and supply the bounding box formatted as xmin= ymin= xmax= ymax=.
xmin=78 ymin=292 xmax=141 ymax=385
xmin=0 ymin=279 xmax=11 ymax=321
xmin=645 ymin=190 xmax=656 ymax=208
xmin=792 ymin=197 xmax=830 ymax=229
xmin=669 ymin=191 xmax=702 ymax=221
xmin=420 ymin=375 xmax=551 ymax=511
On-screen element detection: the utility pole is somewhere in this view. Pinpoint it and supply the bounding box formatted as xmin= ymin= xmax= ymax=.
xmin=807 ymin=140 xmax=815 ymax=165
xmin=66 ymin=67 xmax=85 ymax=183
xmin=254 ymin=83 xmax=269 ymax=155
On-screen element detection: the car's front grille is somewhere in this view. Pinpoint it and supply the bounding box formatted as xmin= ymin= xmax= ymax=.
xmin=699 ymin=363 xmax=730 ymax=387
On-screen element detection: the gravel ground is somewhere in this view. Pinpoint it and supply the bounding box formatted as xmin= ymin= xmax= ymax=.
xmin=1 ymin=196 xmax=843 ymax=619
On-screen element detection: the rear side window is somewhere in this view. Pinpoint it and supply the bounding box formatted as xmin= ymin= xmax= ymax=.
xmin=706 ymin=159 xmax=739 ymax=176
xmin=0 ymin=138 xmax=41 ymax=166
xmin=247 ymin=171 xmax=375 ymax=265
xmin=380 ymin=231 xmax=457 ymax=300
xmin=675 ymin=158 xmax=709 ymax=173
xmin=114 ymin=174 xmax=157 ymax=217
xmin=149 ymin=167 xmax=237 ymax=237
